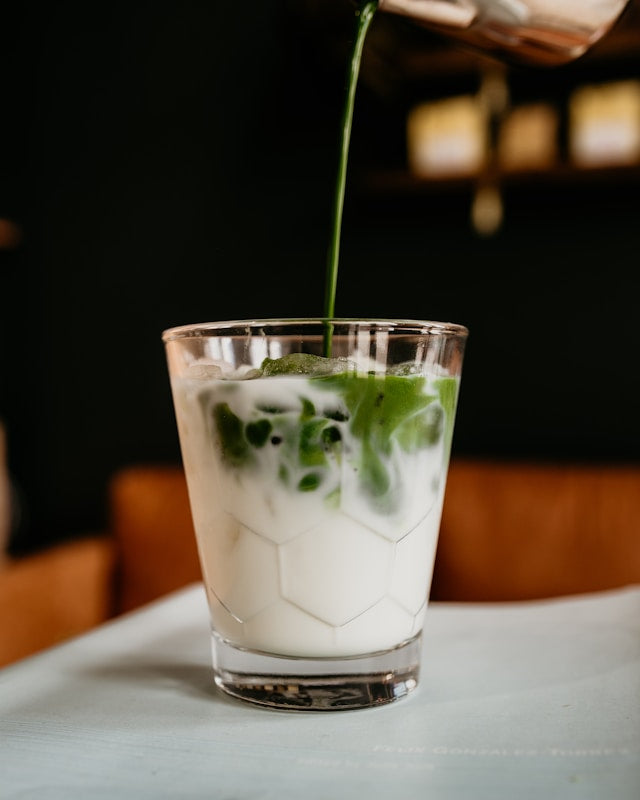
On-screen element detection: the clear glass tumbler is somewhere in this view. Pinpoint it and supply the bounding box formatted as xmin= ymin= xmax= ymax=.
xmin=163 ymin=318 xmax=467 ymax=711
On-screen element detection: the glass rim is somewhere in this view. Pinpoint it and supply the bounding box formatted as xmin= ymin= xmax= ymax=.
xmin=162 ymin=318 xmax=469 ymax=342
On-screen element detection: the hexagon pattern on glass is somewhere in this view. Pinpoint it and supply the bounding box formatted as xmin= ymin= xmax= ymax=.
xmin=220 ymin=472 xmax=330 ymax=545
xmin=279 ymin=514 xmax=393 ymax=626
xmin=390 ymin=515 xmax=441 ymax=614
xmin=339 ymin=440 xmax=444 ymax=541
xmin=334 ymin=597 xmax=414 ymax=654
xmin=243 ymin=600 xmax=336 ymax=657
xmin=202 ymin=501 xmax=441 ymax=657
xmin=201 ymin=512 xmax=280 ymax=621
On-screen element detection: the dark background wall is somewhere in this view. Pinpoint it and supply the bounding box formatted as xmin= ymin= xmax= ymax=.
xmin=1 ymin=1 xmax=639 ymax=552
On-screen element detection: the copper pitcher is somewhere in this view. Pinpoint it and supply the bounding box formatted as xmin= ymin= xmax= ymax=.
xmin=377 ymin=0 xmax=630 ymax=64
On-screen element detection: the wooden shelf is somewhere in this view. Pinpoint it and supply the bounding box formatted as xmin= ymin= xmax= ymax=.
xmin=363 ymin=162 xmax=640 ymax=194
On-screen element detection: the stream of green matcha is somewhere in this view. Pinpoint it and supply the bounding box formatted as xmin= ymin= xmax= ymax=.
xmin=323 ymin=1 xmax=378 ymax=355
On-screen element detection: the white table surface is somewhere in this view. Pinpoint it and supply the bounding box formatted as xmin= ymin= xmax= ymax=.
xmin=1 ymin=583 xmax=639 ymax=799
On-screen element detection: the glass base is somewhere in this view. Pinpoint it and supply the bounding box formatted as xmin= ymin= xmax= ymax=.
xmin=211 ymin=632 xmax=421 ymax=711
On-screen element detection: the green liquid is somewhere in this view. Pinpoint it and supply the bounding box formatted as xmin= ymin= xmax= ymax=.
xmin=208 ymin=3 xmax=458 ymax=504
xmin=210 ymin=367 xmax=456 ymax=513
xmin=323 ymin=1 xmax=378 ymax=354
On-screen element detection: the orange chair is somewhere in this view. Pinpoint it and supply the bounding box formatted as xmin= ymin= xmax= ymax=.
xmin=433 ymin=459 xmax=640 ymax=601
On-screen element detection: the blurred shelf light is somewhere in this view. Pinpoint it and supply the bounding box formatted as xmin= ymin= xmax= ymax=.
xmin=407 ymin=95 xmax=487 ymax=178
xmin=569 ymin=80 xmax=640 ymax=168
xmin=478 ymin=66 xmax=509 ymax=118
xmin=498 ymin=103 xmax=559 ymax=171
xmin=471 ymin=182 xmax=503 ymax=237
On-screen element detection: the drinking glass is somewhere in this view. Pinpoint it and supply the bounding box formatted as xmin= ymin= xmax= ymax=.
xmin=163 ymin=318 xmax=467 ymax=710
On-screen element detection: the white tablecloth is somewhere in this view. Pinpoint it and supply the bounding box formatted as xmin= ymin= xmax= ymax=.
xmin=1 ymin=583 xmax=639 ymax=799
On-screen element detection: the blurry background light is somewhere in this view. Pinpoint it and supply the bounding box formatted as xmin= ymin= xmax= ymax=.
xmin=498 ymin=103 xmax=559 ymax=171
xmin=407 ymin=95 xmax=488 ymax=177
xmin=569 ymin=79 xmax=640 ymax=167
xmin=0 ymin=218 xmax=22 ymax=250
xmin=470 ymin=182 xmax=504 ymax=236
